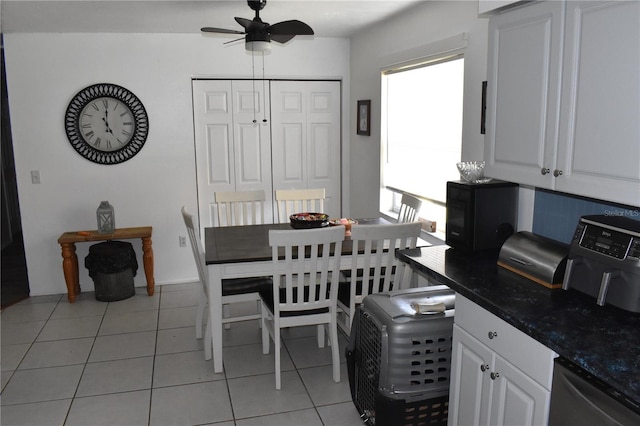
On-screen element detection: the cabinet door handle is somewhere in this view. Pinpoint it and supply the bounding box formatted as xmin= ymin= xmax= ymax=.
xmin=541 ymin=168 xmax=550 ymax=175
xmin=488 ymin=331 xmax=498 ymax=339
xmin=553 ymin=169 xmax=563 ymax=177
xmin=480 ymin=364 xmax=489 ymax=372
xmin=490 ymin=371 xmax=500 ymax=380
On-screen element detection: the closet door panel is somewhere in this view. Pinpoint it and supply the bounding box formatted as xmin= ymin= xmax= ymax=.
xmin=306 ymin=84 xmax=340 ymax=217
xmin=206 ymin=124 xmax=233 ymax=185
xmin=236 ymin=124 xmax=264 ymax=185
xmin=280 ymin=123 xmax=305 ymax=184
xmin=195 ymin=79 xmax=341 ymax=227
xmin=193 ymin=80 xmax=235 ymax=230
xmin=271 ymin=80 xmax=341 ymax=218
xmin=193 ymin=79 xmax=273 ymax=230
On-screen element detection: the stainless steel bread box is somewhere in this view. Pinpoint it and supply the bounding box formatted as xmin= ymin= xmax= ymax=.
xmin=498 ymin=231 xmax=569 ymax=289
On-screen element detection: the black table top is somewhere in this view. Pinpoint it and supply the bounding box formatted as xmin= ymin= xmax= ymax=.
xmin=396 ymin=245 xmax=640 ymax=409
xmin=204 ymin=218 xmax=390 ymax=265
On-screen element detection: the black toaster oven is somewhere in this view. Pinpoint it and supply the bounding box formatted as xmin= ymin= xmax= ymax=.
xmin=445 ymin=180 xmax=518 ymax=252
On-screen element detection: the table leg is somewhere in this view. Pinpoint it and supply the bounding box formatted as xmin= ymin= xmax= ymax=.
xmin=208 ymin=265 xmax=224 ymax=373
xmin=141 ymin=236 xmax=155 ymax=296
xmin=60 ymin=243 xmax=80 ymax=303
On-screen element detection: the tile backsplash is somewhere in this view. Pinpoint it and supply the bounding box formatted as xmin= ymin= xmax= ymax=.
xmin=532 ymin=189 xmax=640 ymax=244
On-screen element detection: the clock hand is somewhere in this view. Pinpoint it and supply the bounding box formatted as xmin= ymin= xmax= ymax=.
xmin=102 ymin=117 xmax=114 ymax=134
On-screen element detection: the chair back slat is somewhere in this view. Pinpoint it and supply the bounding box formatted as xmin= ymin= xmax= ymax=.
xmin=397 ymin=193 xmax=422 ymax=223
xmin=269 ymin=226 xmax=344 ymax=314
xmin=215 ymin=190 xmax=266 ymax=226
xmin=350 ymin=221 xmax=422 ymax=302
xmin=275 ymin=188 xmax=326 ymax=223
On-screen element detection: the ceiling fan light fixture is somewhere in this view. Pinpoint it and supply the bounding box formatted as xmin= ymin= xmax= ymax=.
xmin=246 ymin=40 xmax=271 ymax=52
xmin=201 ymin=0 xmax=313 ymax=52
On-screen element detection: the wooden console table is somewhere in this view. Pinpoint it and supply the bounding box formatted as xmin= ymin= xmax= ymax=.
xmin=57 ymin=226 xmax=154 ymax=303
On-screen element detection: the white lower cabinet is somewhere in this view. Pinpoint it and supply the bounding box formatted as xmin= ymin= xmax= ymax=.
xmin=448 ymin=295 xmax=556 ymax=426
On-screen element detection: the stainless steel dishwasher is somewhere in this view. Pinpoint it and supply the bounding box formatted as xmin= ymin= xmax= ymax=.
xmin=549 ymin=357 xmax=640 ymax=426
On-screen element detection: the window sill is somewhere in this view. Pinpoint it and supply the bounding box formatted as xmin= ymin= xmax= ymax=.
xmin=379 ymin=210 xmax=446 ymax=246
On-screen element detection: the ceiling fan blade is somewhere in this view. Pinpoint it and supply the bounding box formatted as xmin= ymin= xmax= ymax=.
xmin=201 ymin=27 xmax=245 ymax=35
xmin=224 ymin=37 xmax=246 ymax=45
xmin=268 ymin=19 xmax=314 ymax=40
xmin=234 ymin=17 xmax=253 ymax=29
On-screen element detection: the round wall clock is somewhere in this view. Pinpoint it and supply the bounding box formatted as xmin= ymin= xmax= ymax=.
xmin=64 ymin=83 xmax=149 ymax=165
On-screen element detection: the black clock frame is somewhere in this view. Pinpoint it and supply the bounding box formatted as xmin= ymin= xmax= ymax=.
xmin=65 ymin=83 xmax=149 ymax=165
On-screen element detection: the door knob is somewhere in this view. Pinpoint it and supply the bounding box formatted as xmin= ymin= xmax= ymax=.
xmin=553 ymin=169 xmax=563 ymax=177
xmin=488 ymin=331 xmax=498 ymax=339
xmin=541 ymin=168 xmax=550 ymax=175
xmin=490 ymin=372 xmax=500 ymax=380
xmin=480 ymin=364 xmax=490 ymax=372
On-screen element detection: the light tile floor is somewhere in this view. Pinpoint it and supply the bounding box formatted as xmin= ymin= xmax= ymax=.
xmin=1 ymin=283 xmax=363 ymax=425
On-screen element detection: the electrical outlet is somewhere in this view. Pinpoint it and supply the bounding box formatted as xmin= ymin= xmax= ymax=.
xmin=179 ymin=236 xmax=187 ymax=247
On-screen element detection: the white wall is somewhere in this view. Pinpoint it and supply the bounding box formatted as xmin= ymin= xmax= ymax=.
xmin=349 ymin=1 xmax=489 ymax=218
xmin=3 ymin=33 xmax=350 ymax=296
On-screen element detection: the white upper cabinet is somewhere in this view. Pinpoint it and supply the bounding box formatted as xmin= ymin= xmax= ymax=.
xmin=485 ymin=0 xmax=640 ymax=207
xmin=485 ymin=1 xmax=565 ymax=189
xmin=555 ymin=1 xmax=640 ymax=205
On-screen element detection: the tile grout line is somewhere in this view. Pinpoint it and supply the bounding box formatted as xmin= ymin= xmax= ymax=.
xmin=62 ymin=295 xmax=108 ymax=426
xmin=147 ymin=286 xmax=163 ymax=426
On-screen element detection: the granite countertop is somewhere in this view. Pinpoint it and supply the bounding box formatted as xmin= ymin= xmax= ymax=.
xmin=396 ymin=245 xmax=640 ymax=408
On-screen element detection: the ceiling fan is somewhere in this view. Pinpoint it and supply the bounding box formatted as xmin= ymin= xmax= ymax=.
xmin=201 ymin=0 xmax=314 ymax=52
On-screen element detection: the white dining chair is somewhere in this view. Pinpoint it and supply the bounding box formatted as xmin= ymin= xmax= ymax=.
xmin=397 ymin=193 xmax=422 ymax=223
xmin=337 ymin=221 xmax=422 ymax=335
xmin=181 ymin=207 xmax=271 ymax=360
xmin=214 ymin=190 xmax=271 ymax=329
xmin=215 ymin=189 xmax=266 ymax=227
xmin=260 ymin=225 xmax=345 ymax=389
xmin=181 ymin=207 xmax=214 ymax=360
xmin=274 ymin=188 xmax=326 ymax=223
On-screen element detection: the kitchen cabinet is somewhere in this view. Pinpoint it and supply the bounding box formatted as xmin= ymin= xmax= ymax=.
xmin=192 ymin=79 xmax=341 ymax=229
xmin=554 ymin=1 xmax=639 ymax=205
xmin=484 ymin=0 xmax=564 ymax=190
xmin=448 ymin=294 xmax=556 ymax=426
xmin=484 ymin=1 xmax=640 ymax=207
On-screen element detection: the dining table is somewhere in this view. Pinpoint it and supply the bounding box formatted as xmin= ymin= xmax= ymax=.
xmin=204 ymin=218 xmax=426 ymax=373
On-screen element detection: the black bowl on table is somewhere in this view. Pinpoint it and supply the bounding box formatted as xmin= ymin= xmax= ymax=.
xmin=289 ymin=213 xmax=330 ymax=229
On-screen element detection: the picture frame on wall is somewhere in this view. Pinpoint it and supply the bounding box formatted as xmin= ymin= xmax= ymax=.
xmin=357 ymin=100 xmax=371 ymax=136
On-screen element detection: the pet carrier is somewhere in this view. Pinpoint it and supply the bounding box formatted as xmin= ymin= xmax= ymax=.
xmin=346 ymin=286 xmax=455 ymax=426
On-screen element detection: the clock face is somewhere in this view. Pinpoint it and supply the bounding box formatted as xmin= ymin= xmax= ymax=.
xmin=79 ymin=97 xmax=135 ymax=152
xmin=65 ymin=84 xmax=149 ymax=164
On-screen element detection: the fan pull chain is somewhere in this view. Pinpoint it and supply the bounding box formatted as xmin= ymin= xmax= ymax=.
xmin=252 ymin=53 xmax=257 ymax=124
xmin=262 ymin=53 xmax=268 ymax=123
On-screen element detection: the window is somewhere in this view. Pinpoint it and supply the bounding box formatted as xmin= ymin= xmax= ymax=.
xmin=381 ymin=54 xmax=464 ymax=235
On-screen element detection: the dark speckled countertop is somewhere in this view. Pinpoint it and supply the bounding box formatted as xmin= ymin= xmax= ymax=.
xmin=397 ymin=245 xmax=640 ymax=408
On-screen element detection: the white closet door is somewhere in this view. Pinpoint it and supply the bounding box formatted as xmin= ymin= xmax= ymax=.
xmin=270 ymin=80 xmax=341 ymax=219
xmin=192 ymin=80 xmax=273 ymax=231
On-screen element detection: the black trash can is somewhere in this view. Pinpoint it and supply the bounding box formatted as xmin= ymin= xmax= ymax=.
xmin=85 ymin=241 xmax=138 ymax=302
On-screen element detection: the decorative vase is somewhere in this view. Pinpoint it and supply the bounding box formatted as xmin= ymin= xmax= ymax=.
xmin=96 ymin=201 xmax=115 ymax=234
